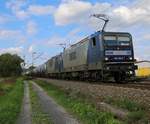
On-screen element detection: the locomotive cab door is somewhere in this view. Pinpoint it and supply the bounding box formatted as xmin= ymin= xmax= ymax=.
xmin=87 ymin=35 xmax=102 ymax=70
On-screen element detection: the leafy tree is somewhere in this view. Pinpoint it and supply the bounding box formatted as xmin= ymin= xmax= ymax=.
xmin=0 ymin=53 xmax=24 ymax=77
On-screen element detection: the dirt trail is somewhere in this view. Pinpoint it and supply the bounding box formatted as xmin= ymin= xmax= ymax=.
xmin=16 ymin=81 xmax=31 ymax=124
xmin=31 ymin=81 xmax=80 ymax=124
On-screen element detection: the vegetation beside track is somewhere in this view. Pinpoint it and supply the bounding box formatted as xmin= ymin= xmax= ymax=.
xmin=0 ymin=78 xmax=24 ymax=124
xmin=105 ymin=97 xmax=145 ymax=112
xmin=35 ymin=80 xmax=120 ymax=124
xmin=105 ymin=97 xmax=149 ymax=123
xmin=29 ymin=83 xmax=53 ymax=124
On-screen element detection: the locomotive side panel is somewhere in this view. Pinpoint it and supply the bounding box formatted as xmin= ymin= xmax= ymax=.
xmin=63 ymin=39 xmax=89 ymax=72
xmin=46 ymin=58 xmax=56 ymax=73
xmin=54 ymin=56 xmax=60 ymax=73
xmin=87 ymin=32 xmax=103 ymax=70
xmin=55 ymin=54 xmax=63 ymax=73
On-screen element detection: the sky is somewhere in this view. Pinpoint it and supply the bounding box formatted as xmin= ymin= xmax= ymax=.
xmin=0 ymin=0 xmax=150 ymax=67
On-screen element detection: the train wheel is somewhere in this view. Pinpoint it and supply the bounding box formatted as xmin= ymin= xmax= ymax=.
xmin=114 ymin=72 xmax=122 ymax=83
xmin=114 ymin=72 xmax=126 ymax=83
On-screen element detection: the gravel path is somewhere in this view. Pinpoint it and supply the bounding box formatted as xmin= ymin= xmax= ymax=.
xmin=31 ymin=81 xmax=80 ymax=124
xmin=17 ymin=81 xmax=31 ymax=124
xmin=38 ymin=78 xmax=150 ymax=112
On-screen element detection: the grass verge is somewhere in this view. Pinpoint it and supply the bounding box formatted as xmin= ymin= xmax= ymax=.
xmin=105 ymin=97 xmax=149 ymax=124
xmin=0 ymin=82 xmax=13 ymax=95
xmin=105 ymin=97 xmax=145 ymax=112
xmin=35 ymin=80 xmax=120 ymax=124
xmin=0 ymin=77 xmax=17 ymax=95
xmin=29 ymin=83 xmax=53 ymax=124
xmin=0 ymin=78 xmax=24 ymax=124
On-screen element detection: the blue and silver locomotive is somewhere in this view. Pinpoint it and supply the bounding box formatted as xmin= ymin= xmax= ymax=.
xmin=32 ymin=15 xmax=137 ymax=82
xmin=33 ymin=31 xmax=137 ymax=82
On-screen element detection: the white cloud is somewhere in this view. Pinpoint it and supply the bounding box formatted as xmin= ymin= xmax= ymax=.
xmin=54 ymin=0 xmax=150 ymax=30
xmin=54 ymin=0 xmax=92 ymax=25
xmin=6 ymin=1 xmax=55 ymax=19
xmin=6 ymin=0 xmax=150 ymax=28
xmin=0 ymin=29 xmax=27 ymax=44
xmin=6 ymin=0 xmax=29 ymax=20
xmin=28 ymin=5 xmax=55 ymax=16
xmin=28 ymin=45 xmax=35 ymax=53
xmin=0 ymin=46 xmax=23 ymax=55
xmin=26 ymin=21 xmax=37 ymax=35
xmin=54 ymin=1 xmax=111 ymax=26
xmin=112 ymin=5 xmax=150 ymax=27
xmin=143 ymin=34 xmax=150 ymax=41
xmin=15 ymin=10 xmax=29 ymax=20
xmin=0 ymin=29 xmax=21 ymax=39
xmin=6 ymin=0 xmax=26 ymax=11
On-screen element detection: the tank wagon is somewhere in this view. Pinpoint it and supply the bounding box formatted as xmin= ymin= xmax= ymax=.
xmin=33 ymin=63 xmax=46 ymax=77
xmin=33 ymin=31 xmax=137 ymax=82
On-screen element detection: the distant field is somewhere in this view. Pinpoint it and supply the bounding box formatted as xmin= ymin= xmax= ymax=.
xmin=136 ymin=67 xmax=150 ymax=77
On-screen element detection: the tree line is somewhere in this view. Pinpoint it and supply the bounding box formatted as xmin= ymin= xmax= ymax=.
xmin=0 ymin=53 xmax=24 ymax=77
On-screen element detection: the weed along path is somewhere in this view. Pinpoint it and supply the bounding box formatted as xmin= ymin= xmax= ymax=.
xmin=17 ymin=81 xmax=31 ymax=124
xmin=31 ymin=81 xmax=80 ymax=124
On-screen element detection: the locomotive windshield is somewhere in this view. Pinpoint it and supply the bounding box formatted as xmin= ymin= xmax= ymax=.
xmin=104 ymin=35 xmax=130 ymax=46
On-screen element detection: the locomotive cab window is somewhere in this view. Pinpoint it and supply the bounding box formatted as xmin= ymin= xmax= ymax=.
xmin=104 ymin=36 xmax=117 ymax=46
xmin=118 ymin=36 xmax=130 ymax=46
xmin=92 ymin=37 xmax=96 ymax=47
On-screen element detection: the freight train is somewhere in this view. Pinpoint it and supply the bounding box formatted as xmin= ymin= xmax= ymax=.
xmin=31 ymin=31 xmax=137 ymax=82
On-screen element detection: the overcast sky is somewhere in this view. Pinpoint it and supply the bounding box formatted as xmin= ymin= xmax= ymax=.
xmin=0 ymin=0 xmax=150 ymax=66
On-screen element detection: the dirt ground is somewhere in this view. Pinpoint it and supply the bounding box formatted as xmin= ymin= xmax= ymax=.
xmin=17 ymin=81 xmax=31 ymax=124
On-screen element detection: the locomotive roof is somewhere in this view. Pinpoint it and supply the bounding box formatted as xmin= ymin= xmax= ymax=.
xmin=68 ymin=31 xmax=131 ymax=49
xmin=36 ymin=31 xmax=131 ymax=70
xmin=68 ymin=31 xmax=102 ymax=48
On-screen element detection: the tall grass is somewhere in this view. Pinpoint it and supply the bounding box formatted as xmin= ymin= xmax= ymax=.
xmin=105 ymin=97 xmax=145 ymax=112
xmin=0 ymin=83 xmax=13 ymax=94
xmin=105 ymin=97 xmax=149 ymax=123
xmin=0 ymin=78 xmax=24 ymax=124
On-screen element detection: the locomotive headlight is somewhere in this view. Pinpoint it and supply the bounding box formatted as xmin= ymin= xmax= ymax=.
xmin=129 ymin=57 xmax=133 ymax=60
xmin=105 ymin=57 xmax=108 ymax=61
xmin=106 ymin=67 xmax=110 ymax=70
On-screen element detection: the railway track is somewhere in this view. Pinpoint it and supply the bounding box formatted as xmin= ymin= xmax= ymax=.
xmin=96 ymin=82 xmax=150 ymax=91
xmin=35 ymin=76 xmax=150 ymax=91
xmin=69 ymin=77 xmax=150 ymax=91
xmin=91 ymin=76 xmax=150 ymax=90
xmin=83 ymin=77 xmax=150 ymax=90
